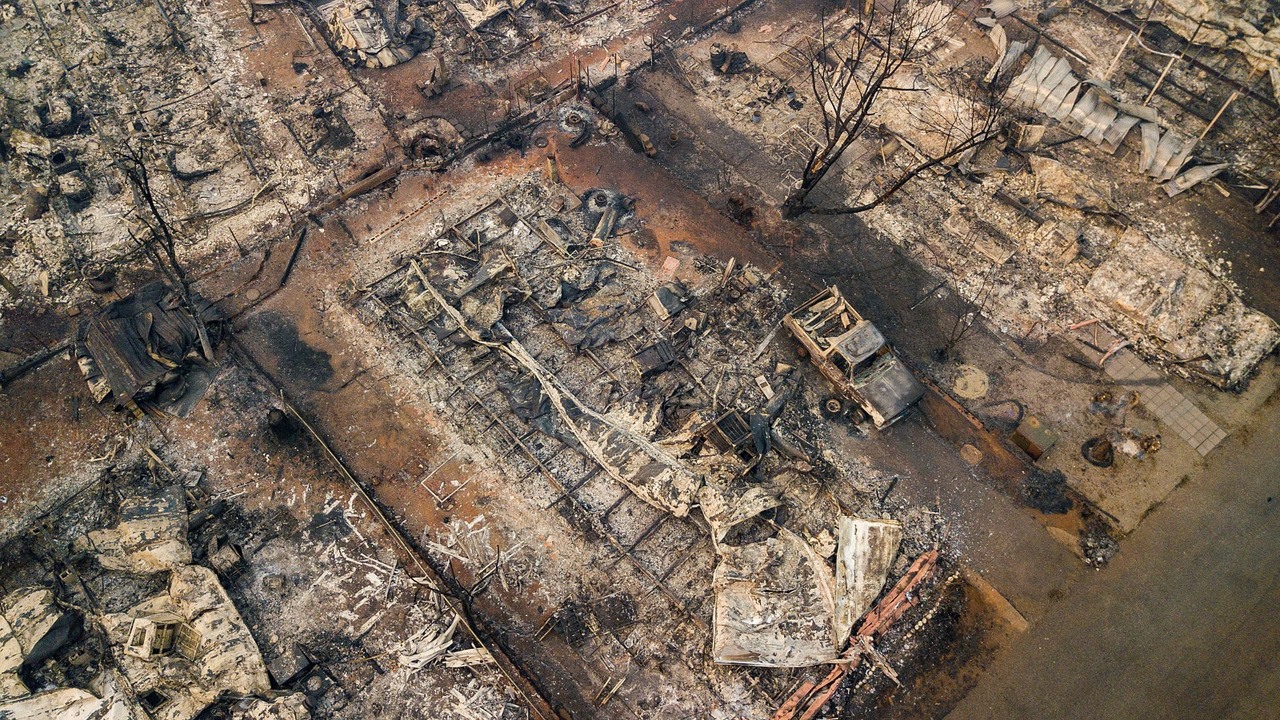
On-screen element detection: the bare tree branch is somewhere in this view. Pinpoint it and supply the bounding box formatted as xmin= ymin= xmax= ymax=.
xmin=782 ymin=1 xmax=1008 ymax=219
xmin=116 ymin=141 xmax=217 ymax=363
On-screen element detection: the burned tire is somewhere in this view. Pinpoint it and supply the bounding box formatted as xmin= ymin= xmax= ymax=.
xmin=847 ymin=406 xmax=869 ymax=424
xmin=821 ymin=396 xmax=846 ymax=419
xmin=795 ymin=344 xmax=809 ymax=360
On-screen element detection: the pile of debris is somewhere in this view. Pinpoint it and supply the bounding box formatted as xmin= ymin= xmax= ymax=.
xmin=1139 ymin=0 xmax=1280 ymax=75
xmin=75 ymin=282 xmax=223 ymax=416
xmin=1083 ymin=229 xmax=1280 ymax=388
xmin=995 ymin=40 xmax=1227 ymax=197
xmin=315 ymin=0 xmax=424 ymax=68
xmin=358 ymin=169 xmax=945 ymax=718
xmin=0 ymin=483 xmax=308 ymax=720
xmin=713 ymin=517 xmax=905 ymax=667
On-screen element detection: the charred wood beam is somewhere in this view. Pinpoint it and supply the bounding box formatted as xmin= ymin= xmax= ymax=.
xmin=384 ymin=278 xmax=712 ymax=630
xmin=439 ymin=0 xmax=496 ymax=61
xmin=1077 ymin=0 xmax=1278 ymax=111
xmin=612 ymin=513 xmax=669 ymax=563
xmin=278 ymin=226 xmax=308 ymax=288
xmin=544 ymin=467 xmax=602 ymax=509
xmin=566 ymin=0 xmax=621 ymax=28
xmin=0 ymin=339 xmax=72 ymax=389
xmin=1007 ymin=12 xmax=1090 ymax=65
xmin=1125 ymin=73 xmax=1214 ymax=123
xmin=1129 ymin=57 xmax=1220 ymax=121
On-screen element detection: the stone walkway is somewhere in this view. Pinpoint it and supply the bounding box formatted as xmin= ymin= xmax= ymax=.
xmin=1099 ymin=347 xmax=1226 ymax=456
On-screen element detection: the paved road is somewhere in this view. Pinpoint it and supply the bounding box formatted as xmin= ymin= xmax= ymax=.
xmin=876 ymin=417 xmax=1082 ymax=622
xmin=949 ymin=387 xmax=1280 ymax=720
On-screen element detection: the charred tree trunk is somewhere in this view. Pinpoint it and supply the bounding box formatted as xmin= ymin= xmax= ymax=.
xmin=117 ymin=143 xmax=216 ymax=363
xmin=784 ymin=4 xmax=1009 ymax=219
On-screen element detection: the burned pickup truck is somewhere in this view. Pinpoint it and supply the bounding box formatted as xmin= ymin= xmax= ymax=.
xmin=783 ymin=287 xmax=924 ymax=428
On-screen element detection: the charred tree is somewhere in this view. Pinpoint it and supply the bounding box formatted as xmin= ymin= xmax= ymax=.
xmin=782 ymin=3 xmax=1009 ymax=219
xmin=116 ymin=142 xmax=216 ymax=363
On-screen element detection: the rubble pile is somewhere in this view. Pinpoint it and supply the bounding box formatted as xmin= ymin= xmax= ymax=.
xmin=1084 ymin=230 xmax=1279 ymax=387
xmin=1135 ymin=0 xmax=1280 ymax=74
xmin=357 ymin=165 xmax=945 ymax=714
xmin=75 ymin=282 xmax=224 ymax=416
xmin=662 ymin=4 xmax=1280 ymax=389
xmin=6 ymin=0 xmax=1277 ymax=718
xmin=0 ymin=479 xmax=301 ymax=720
xmin=0 ymin=435 xmax=524 ymax=720
xmin=0 ymin=0 xmax=390 ymax=328
xmin=316 ymin=0 xmax=420 ymax=68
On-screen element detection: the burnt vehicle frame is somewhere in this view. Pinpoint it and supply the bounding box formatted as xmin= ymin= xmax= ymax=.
xmin=782 ymin=286 xmax=924 ymax=428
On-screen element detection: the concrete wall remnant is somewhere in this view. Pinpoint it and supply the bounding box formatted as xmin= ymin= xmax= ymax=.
xmin=833 ymin=518 xmax=903 ymax=644
xmin=81 ymin=486 xmax=192 ymax=574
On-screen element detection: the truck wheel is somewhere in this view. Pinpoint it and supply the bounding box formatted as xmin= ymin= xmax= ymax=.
xmin=847 ymin=406 xmax=869 ymax=425
xmin=796 ymin=345 xmax=809 ymax=359
xmin=821 ymin=396 xmax=845 ymax=419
